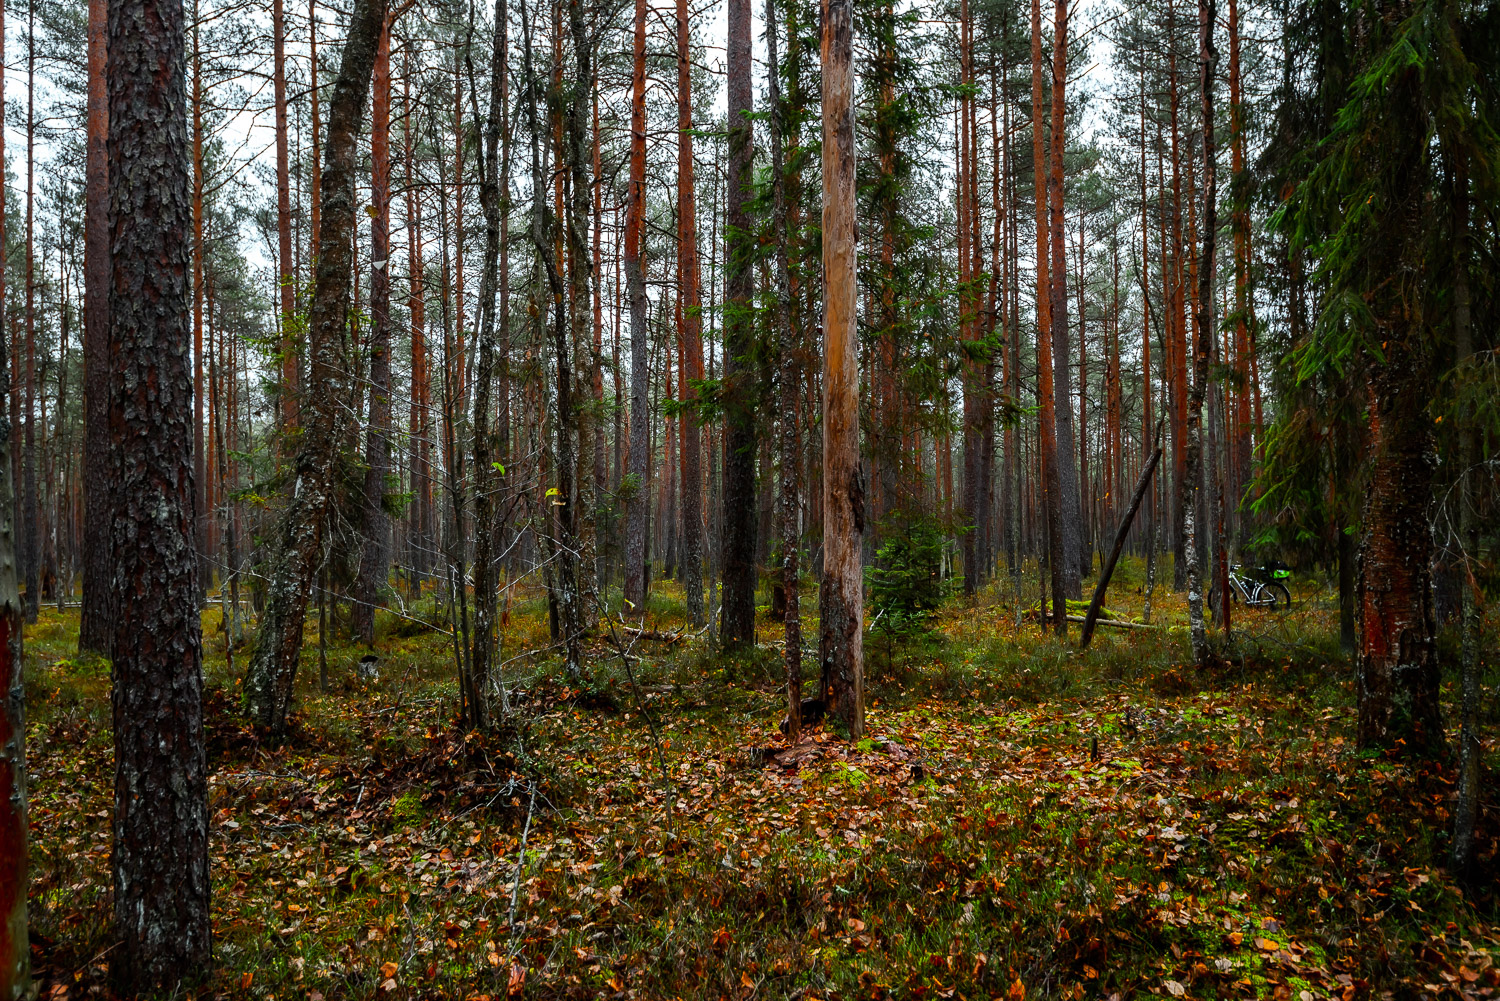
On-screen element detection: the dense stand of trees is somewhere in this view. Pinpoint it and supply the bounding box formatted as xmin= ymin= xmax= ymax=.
xmin=0 ymin=0 xmax=1494 ymax=990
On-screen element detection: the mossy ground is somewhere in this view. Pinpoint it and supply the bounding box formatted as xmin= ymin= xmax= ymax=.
xmin=20 ymin=558 xmax=1499 ymax=1000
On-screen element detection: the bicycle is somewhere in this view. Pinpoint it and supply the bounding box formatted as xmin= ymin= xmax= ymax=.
xmin=1206 ymin=563 xmax=1291 ymax=615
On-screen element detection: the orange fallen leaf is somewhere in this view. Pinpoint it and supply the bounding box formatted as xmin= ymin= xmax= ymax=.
xmin=380 ymin=961 xmax=399 ymax=979
xmin=741 ymin=971 xmax=756 ymax=988
xmin=1008 ymin=978 xmax=1026 ymax=1000
xmin=1255 ymin=937 xmax=1279 ymax=952
xmin=239 ymin=972 xmax=253 ymax=990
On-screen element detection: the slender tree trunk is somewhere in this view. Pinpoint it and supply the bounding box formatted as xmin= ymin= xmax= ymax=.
xmin=959 ymin=0 xmax=981 ymax=596
xmin=466 ymin=0 xmax=507 ymax=728
xmin=819 ymin=0 xmax=863 ymax=737
xmin=1183 ymin=0 xmax=1217 ymax=666
xmin=22 ymin=15 xmax=37 ymax=624
xmin=1167 ymin=0 xmax=1188 ymax=590
xmin=720 ymin=0 xmax=758 ymax=647
xmin=0 ymin=225 xmax=28 ymax=999
xmin=274 ymin=0 xmax=297 ymax=430
xmin=519 ymin=0 xmax=583 ymax=677
xmin=623 ymin=0 xmax=650 ymax=610
xmin=80 ymin=0 xmax=111 ymax=653
xmin=309 ymin=0 xmax=320 ymax=253
xmin=1047 ymin=0 xmax=1082 ymax=602
xmin=354 ymin=13 xmax=393 ymax=647
xmin=1449 ymin=150 xmax=1480 ymax=879
xmin=1030 ymin=0 xmax=1063 ymax=633
xmin=766 ymin=0 xmax=801 ymax=739
xmin=404 ymin=54 xmax=429 ymax=595
xmin=107 ymin=0 xmax=210 ymax=979
xmin=677 ymin=0 xmax=705 ymax=625
xmin=0 ymin=0 xmax=17 ymax=978
xmin=192 ymin=18 xmax=207 ymax=600
xmin=242 ymin=0 xmax=391 ymax=736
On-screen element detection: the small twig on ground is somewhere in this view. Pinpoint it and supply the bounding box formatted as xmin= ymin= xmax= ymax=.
xmin=505 ymin=781 xmax=537 ymax=947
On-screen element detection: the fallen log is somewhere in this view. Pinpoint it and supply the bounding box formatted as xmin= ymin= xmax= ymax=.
xmin=1066 ymin=614 xmax=1158 ymax=631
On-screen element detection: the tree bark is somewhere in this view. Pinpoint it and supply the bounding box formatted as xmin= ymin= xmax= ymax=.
xmin=1183 ymin=0 xmax=1217 ymax=667
xmin=274 ymin=0 xmax=297 ymax=430
xmin=766 ymin=0 xmax=802 ymax=740
xmin=0 ymin=264 xmax=28 ymax=1001
xmin=1047 ymin=0 xmax=1082 ymax=601
xmin=622 ymin=0 xmax=650 ymax=611
xmin=465 ymin=0 xmax=507 ymax=728
xmin=1030 ymin=0 xmax=1064 ymax=633
xmin=720 ymin=0 xmax=758 ymax=647
xmin=22 ymin=14 xmax=37 ymax=623
xmin=242 ymin=0 xmax=391 ymax=737
xmin=107 ymin=0 xmax=210 ymax=980
xmin=677 ymin=0 xmax=705 ymax=626
xmin=1449 ymin=150 xmax=1479 ymax=879
xmin=354 ymin=13 xmax=393 ymax=647
xmin=80 ymin=0 xmax=111 ymax=654
xmin=819 ymin=0 xmax=863 ymax=737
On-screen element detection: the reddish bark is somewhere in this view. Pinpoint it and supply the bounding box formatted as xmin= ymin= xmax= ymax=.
xmin=820 ymin=0 xmax=863 ymax=736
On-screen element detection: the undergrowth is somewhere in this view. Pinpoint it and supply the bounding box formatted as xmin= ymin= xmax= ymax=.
xmin=20 ymin=558 xmax=1499 ymax=1000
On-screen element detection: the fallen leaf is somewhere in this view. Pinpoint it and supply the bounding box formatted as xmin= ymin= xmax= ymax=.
xmin=380 ymin=961 xmax=399 ymax=979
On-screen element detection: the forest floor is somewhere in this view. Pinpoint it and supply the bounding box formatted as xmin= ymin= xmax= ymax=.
xmin=20 ymin=557 xmax=1500 ymax=1001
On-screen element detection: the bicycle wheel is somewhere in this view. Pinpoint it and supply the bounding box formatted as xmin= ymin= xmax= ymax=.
xmin=1263 ymin=581 xmax=1291 ymax=610
xmin=1206 ymin=584 xmax=1236 ymax=621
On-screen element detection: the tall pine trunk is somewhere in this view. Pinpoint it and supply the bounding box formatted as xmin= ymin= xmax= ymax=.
xmin=720 ymin=0 xmax=758 ymax=647
xmin=1047 ymin=0 xmax=1082 ymax=601
xmin=107 ymin=0 xmax=210 ymax=979
xmin=0 ymin=251 xmax=27 ymax=1001
xmin=1030 ymin=0 xmax=1064 ymax=633
xmin=274 ymin=0 xmax=297 ymax=430
xmin=623 ymin=0 xmax=650 ymax=611
xmin=677 ymin=0 xmax=706 ymax=626
xmin=354 ymin=13 xmax=394 ymax=648
xmin=80 ymin=0 xmax=110 ymax=653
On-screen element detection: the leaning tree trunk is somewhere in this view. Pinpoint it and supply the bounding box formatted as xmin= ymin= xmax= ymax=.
xmin=819 ymin=0 xmax=863 ymax=738
xmin=106 ymin=0 xmax=210 ymax=983
xmin=243 ymin=0 xmax=391 ymax=737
